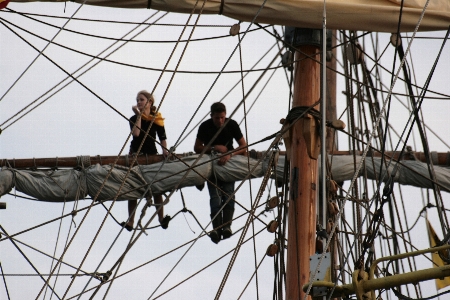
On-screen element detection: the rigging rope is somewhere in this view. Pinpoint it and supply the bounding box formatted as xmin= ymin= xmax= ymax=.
xmin=3 ymin=9 xmax=269 ymax=43
xmin=1 ymin=1 xmax=448 ymax=298
xmin=0 ymin=200 xmax=104 ymax=243
xmin=81 ymin=4 xmax=211 ymax=296
xmin=43 ymin=183 xmax=75 ymax=300
xmin=1 ymin=9 xmax=232 ymax=27
xmin=0 ymin=17 xmax=286 ymax=74
xmin=237 ymin=254 xmax=267 ymax=299
xmin=132 ymin=49 xmax=286 ymax=300
xmin=176 ymin=41 xmax=279 ymax=146
xmin=99 ymin=2 xmax=236 ymax=297
xmin=0 ymin=225 xmax=63 ymax=300
xmin=238 ymin=29 xmax=262 ymax=298
xmin=0 ymin=262 xmax=11 ymax=300
xmin=0 ymin=4 xmax=86 ymax=103
xmin=306 ymin=0 xmax=436 ymax=293
xmin=238 ymin=63 xmax=280 ymax=126
xmin=216 ymin=150 xmax=276 ymax=299
xmin=374 ymin=27 xmax=450 ymax=241
xmin=0 ymin=18 xmax=130 ymax=128
xmin=151 ymin=227 xmax=267 ymax=299
xmin=0 ymin=11 xmax=166 ymax=131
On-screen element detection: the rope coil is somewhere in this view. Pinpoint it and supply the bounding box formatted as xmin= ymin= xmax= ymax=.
xmin=285 ymin=106 xmax=321 ymax=124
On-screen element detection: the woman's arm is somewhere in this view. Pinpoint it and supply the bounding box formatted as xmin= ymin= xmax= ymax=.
xmin=131 ymin=106 xmax=141 ymax=137
xmin=160 ymin=139 xmax=169 ymax=157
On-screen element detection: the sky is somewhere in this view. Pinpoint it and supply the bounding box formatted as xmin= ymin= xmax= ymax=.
xmin=0 ymin=1 xmax=450 ymax=299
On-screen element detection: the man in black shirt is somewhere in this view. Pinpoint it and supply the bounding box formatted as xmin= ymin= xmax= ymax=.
xmin=194 ymin=102 xmax=247 ymax=244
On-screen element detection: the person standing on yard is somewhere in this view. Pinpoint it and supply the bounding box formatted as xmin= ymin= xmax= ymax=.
xmin=194 ymin=102 xmax=247 ymax=244
xmin=122 ymin=90 xmax=171 ymax=232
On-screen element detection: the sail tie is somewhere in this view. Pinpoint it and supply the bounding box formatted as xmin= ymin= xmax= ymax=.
xmin=76 ymin=155 xmax=91 ymax=169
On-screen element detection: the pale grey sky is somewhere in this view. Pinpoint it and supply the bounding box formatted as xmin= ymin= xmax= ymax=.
xmin=1 ymin=2 xmax=449 ymax=299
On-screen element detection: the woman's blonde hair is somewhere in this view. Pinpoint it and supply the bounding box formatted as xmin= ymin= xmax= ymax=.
xmin=137 ymin=90 xmax=155 ymax=105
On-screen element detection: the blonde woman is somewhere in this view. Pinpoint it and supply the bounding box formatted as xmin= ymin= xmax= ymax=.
xmin=122 ymin=90 xmax=170 ymax=231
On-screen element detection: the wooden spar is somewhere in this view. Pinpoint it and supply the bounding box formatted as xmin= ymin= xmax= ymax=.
xmin=0 ymin=155 xmax=164 ymax=169
xmin=286 ymin=36 xmax=321 ymax=299
xmin=1 ymin=150 xmax=448 ymax=169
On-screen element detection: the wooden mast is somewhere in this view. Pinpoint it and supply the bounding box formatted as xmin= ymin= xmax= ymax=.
xmin=286 ymin=29 xmax=321 ymax=300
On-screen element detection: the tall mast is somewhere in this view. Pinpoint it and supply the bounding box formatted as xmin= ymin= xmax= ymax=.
xmin=285 ymin=29 xmax=321 ymax=300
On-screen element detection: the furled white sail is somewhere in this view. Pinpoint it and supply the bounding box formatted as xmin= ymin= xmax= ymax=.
xmin=275 ymin=155 xmax=450 ymax=192
xmin=0 ymin=154 xmax=269 ymax=202
xmin=9 ymin=0 xmax=450 ymax=32
xmin=1 ymin=154 xmax=449 ymax=202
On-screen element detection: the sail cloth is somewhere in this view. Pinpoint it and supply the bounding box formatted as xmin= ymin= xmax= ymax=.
xmin=273 ymin=155 xmax=450 ymax=192
xmin=1 ymin=154 xmax=450 ymax=202
xmin=326 ymin=155 xmax=450 ymax=192
xmin=9 ymin=0 xmax=450 ymax=32
xmin=0 ymin=154 xmax=267 ymax=202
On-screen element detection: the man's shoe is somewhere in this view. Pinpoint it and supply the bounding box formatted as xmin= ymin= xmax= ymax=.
xmin=160 ymin=215 xmax=171 ymax=229
xmin=209 ymin=230 xmax=221 ymax=244
xmin=120 ymin=222 xmax=133 ymax=232
xmin=210 ymin=213 xmax=223 ymax=244
xmin=222 ymin=209 xmax=234 ymax=239
xmin=222 ymin=226 xmax=232 ymax=239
